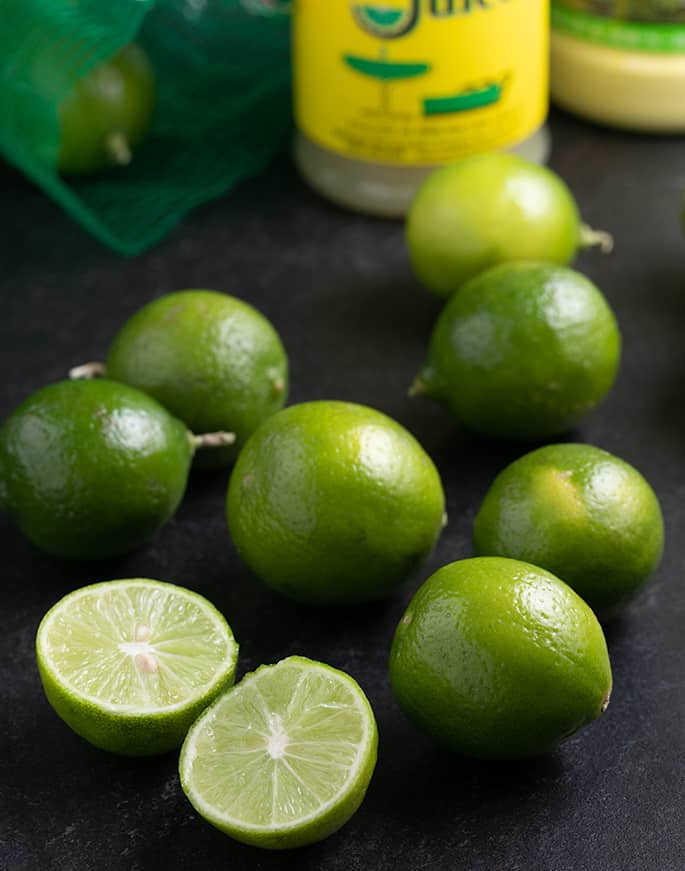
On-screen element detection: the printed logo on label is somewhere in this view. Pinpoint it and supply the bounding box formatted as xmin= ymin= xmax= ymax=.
xmin=352 ymin=0 xmax=512 ymax=39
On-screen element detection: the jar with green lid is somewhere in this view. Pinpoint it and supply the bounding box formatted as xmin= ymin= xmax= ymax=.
xmin=551 ymin=1 xmax=685 ymax=132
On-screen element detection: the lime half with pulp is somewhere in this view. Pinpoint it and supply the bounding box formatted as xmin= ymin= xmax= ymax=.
xmin=36 ymin=579 xmax=239 ymax=756
xmin=179 ymin=656 xmax=378 ymax=849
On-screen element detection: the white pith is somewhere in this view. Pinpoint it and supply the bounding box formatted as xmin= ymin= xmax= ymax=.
xmin=119 ymin=640 xmax=155 ymax=657
xmin=180 ymin=659 xmax=375 ymax=834
xmin=37 ymin=580 xmax=238 ymax=715
xmin=266 ymin=713 xmax=289 ymax=759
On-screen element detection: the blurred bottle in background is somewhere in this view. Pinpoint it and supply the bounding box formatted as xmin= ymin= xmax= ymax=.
xmin=551 ymin=0 xmax=685 ymax=132
xmin=293 ymin=0 xmax=550 ymax=217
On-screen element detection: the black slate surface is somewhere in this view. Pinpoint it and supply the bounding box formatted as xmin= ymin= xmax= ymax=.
xmin=1 ymin=111 xmax=684 ymax=871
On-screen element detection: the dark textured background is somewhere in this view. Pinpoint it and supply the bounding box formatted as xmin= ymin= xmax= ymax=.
xmin=1 ymin=111 xmax=684 ymax=871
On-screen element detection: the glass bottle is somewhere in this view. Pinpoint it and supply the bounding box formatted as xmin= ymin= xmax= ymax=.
xmin=293 ymin=0 xmax=550 ymax=217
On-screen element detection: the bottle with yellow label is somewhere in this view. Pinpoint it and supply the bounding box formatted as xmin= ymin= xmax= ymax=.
xmin=292 ymin=0 xmax=550 ymax=217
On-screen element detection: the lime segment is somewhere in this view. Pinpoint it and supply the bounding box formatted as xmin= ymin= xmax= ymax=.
xmin=180 ymin=656 xmax=378 ymax=849
xmin=36 ymin=579 xmax=238 ymax=755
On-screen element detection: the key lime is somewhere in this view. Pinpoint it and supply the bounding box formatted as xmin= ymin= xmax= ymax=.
xmin=179 ymin=656 xmax=378 ymax=849
xmin=412 ymin=262 xmax=621 ymax=440
xmin=104 ymin=290 xmax=288 ymax=468
xmin=226 ymin=401 xmax=446 ymax=604
xmin=390 ymin=557 xmax=612 ymax=759
xmin=58 ymin=44 xmax=155 ymax=175
xmin=406 ymin=154 xmax=611 ymax=298
xmin=473 ymin=444 xmax=665 ymax=615
xmin=0 ymin=379 xmax=232 ymax=559
xmin=36 ymin=579 xmax=238 ymax=755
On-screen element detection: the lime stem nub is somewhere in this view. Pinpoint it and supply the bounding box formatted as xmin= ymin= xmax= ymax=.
xmin=69 ymin=361 xmax=106 ymax=380
xmin=580 ymin=223 xmax=614 ymax=254
xmin=601 ymin=690 xmax=611 ymax=715
xmin=409 ymin=377 xmax=427 ymax=399
xmin=191 ymin=431 xmax=237 ymax=451
xmin=106 ymin=131 xmax=132 ymax=166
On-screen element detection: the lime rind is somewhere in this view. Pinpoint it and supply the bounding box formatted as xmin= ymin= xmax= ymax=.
xmin=179 ymin=656 xmax=378 ymax=849
xmin=36 ymin=579 xmax=239 ymax=755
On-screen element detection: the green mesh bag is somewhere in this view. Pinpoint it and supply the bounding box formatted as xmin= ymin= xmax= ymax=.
xmin=0 ymin=0 xmax=292 ymax=255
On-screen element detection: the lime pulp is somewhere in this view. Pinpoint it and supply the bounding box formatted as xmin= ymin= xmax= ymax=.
xmin=179 ymin=656 xmax=378 ymax=849
xmin=36 ymin=579 xmax=239 ymax=755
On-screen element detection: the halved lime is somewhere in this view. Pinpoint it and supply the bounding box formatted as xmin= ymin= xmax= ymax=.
xmin=36 ymin=579 xmax=239 ymax=756
xmin=179 ymin=656 xmax=378 ymax=849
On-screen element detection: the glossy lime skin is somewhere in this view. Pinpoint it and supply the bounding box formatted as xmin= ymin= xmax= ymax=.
xmin=390 ymin=557 xmax=613 ymax=759
xmin=226 ymin=401 xmax=446 ymax=604
xmin=417 ymin=262 xmax=621 ymax=440
xmin=58 ymin=43 xmax=155 ymax=175
xmin=407 ymin=154 xmax=582 ymax=297
xmin=0 ymin=380 xmax=192 ymax=559
xmin=106 ymin=290 xmax=288 ymax=468
xmin=473 ymin=444 xmax=665 ymax=615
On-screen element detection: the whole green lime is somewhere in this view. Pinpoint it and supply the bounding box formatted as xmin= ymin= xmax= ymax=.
xmin=473 ymin=444 xmax=665 ymax=615
xmin=106 ymin=290 xmax=288 ymax=468
xmin=0 ymin=380 xmax=193 ymax=559
xmin=58 ymin=43 xmax=155 ymax=175
xmin=389 ymin=557 xmax=612 ymax=759
xmin=226 ymin=401 xmax=446 ymax=604
xmin=413 ymin=262 xmax=621 ymax=440
xmin=406 ymin=154 xmax=588 ymax=297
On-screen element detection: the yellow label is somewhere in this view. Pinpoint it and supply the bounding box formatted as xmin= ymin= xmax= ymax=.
xmin=293 ymin=0 xmax=550 ymax=166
